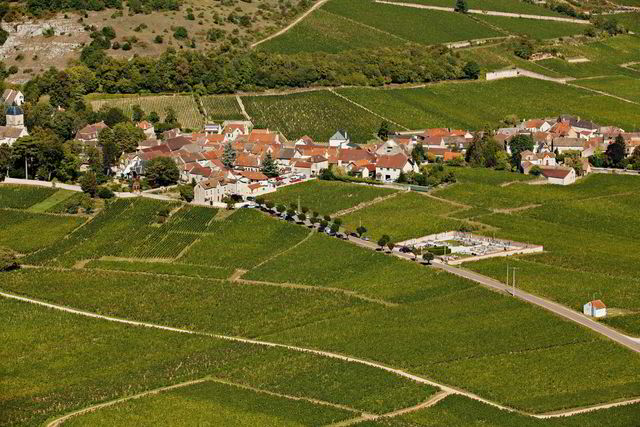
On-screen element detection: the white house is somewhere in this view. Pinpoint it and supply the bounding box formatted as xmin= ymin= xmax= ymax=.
xmin=541 ymin=166 xmax=576 ymax=185
xmin=583 ymin=300 xmax=606 ymax=318
xmin=375 ymin=154 xmax=418 ymax=182
xmin=194 ymin=177 xmax=231 ymax=205
xmin=375 ymin=139 xmax=408 ymax=157
xmin=329 ymin=130 xmax=350 ymax=148
xmin=137 ymin=121 xmax=155 ymax=139
xmin=204 ymin=123 xmax=221 ymax=135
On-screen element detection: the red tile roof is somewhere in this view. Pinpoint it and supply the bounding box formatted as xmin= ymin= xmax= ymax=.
xmin=376 ymin=153 xmax=409 ymax=169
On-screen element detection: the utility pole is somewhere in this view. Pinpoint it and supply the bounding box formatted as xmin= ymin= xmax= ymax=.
xmin=506 ymin=264 xmax=509 ymax=289
xmin=24 ymin=156 xmax=28 ymax=179
xmin=512 ymin=267 xmax=518 ymax=296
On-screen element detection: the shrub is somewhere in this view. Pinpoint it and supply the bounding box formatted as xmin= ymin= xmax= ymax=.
xmin=97 ymin=186 xmax=115 ymax=199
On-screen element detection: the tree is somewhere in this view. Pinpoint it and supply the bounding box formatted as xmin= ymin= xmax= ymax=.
xmin=80 ymin=171 xmax=98 ymax=197
xmin=132 ymin=104 xmax=144 ymax=122
xmin=454 ymin=0 xmax=468 ymax=13
xmin=508 ymin=134 xmax=534 ymax=169
xmin=98 ymin=128 xmax=119 ymax=175
xmin=605 ymin=134 xmax=626 ymax=168
xmin=179 ymin=184 xmax=194 ymax=202
xmin=113 ymin=122 xmax=145 ymax=154
xmin=386 ymin=242 xmax=395 ymax=253
xmin=462 ymin=61 xmax=480 ymax=80
xmin=145 ymin=157 xmax=179 ymax=187
xmin=222 ymin=142 xmax=236 ymax=168
xmin=530 ymin=165 xmax=542 ymax=176
xmin=261 ymin=152 xmax=279 ymax=177
xmin=377 ymin=234 xmax=390 ymax=249
xmin=411 ymin=143 xmax=427 ymax=165
xmin=276 ymin=204 xmax=286 ymax=214
xmin=148 ymin=111 xmax=160 ymax=123
xmin=377 ymin=121 xmax=391 ymax=140
xmin=423 ymin=252 xmax=435 ymax=264
xmin=0 ymin=144 xmax=10 ymax=180
xmin=356 ymin=225 xmax=367 ymax=237
xmin=164 ymin=107 xmax=179 ymax=126
xmin=330 ymin=223 xmax=339 ymax=233
xmin=630 ymin=146 xmax=640 ymax=167
xmin=465 ymin=133 xmax=486 ymax=167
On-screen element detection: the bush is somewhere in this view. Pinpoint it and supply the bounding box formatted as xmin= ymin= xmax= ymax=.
xmin=97 ymin=186 xmax=115 ymax=199
xmin=0 ymin=247 xmax=19 ymax=271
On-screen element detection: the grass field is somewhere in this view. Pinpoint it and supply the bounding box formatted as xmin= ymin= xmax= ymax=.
xmin=200 ymin=95 xmax=246 ymax=121
xmin=89 ymin=94 xmax=204 ymax=130
xmin=477 ymin=15 xmax=588 ymax=39
xmin=401 ymin=0 xmax=565 ymax=16
xmin=337 ymin=77 xmax=640 ymax=131
xmin=323 ymin=0 xmax=501 ymax=45
xmin=0 ymin=184 xmax=57 ymax=209
xmin=265 ymin=180 xmax=396 ymax=216
xmin=63 ymin=380 xmax=354 ymax=426
xmin=339 ymin=192 xmax=466 ymax=242
xmin=241 ymin=90 xmax=382 ymax=143
xmin=259 ymin=8 xmax=402 ymax=54
xmin=0 ymin=209 xmax=85 ymax=253
xmin=615 ymin=12 xmax=640 ymax=33
xmin=573 ymin=75 xmax=640 ymax=103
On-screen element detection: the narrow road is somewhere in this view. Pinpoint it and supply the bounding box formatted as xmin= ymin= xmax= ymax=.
xmin=2 ymin=290 xmax=638 ymax=418
xmin=251 ymin=0 xmax=330 ymax=48
xmin=345 ymin=236 xmax=640 ymax=354
xmin=375 ymin=0 xmax=590 ymax=24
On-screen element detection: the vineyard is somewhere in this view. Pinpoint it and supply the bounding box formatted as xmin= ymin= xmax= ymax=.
xmin=476 ymin=15 xmax=587 ymax=39
xmin=336 ymin=77 xmax=640 ymax=130
xmin=259 ymin=8 xmax=402 ymax=54
xmin=339 ymin=192 xmax=466 ymax=243
xmin=573 ymin=75 xmax=640 ymax=103
xmin=241 ymin=90 xmax=382 ymax=143
xmin=0 ymin=184 xmax=57 ymax=209
xmin=322 ymin=0 xmax=501 ymax=45
xmin=265 ymin=180 xmax=396 ymax=216
xmin=0 ymin=209 xmax=85 ymax=253
xmin=200 ymin=95 xmax=246 ymax=121
xmin=89 ymin=95 xmax=204 ymax=130
xmin=401 ymin=0 xmax=564 ymax=16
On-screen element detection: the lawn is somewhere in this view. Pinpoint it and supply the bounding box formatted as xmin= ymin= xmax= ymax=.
xmin=0 ymin=184 xmax=57 ymax=209
xmin=89 ymin=94 xmax=204 ymax=130
xmin=265 ymin=180 xmax=397 ymax=217
xmin=200 ymin=95 xmax=245 ymax=121
xmin=477 ymin=15 xmax=588 ymax=39
xmin=259 ymin=8 xmax=402 ymax=54
xmin=0 ymin=209 xmax=85 ymax=253
xmin=323 ymin=0 xmax=501 ymax=45
xmin=336 ymin=77 xmax=640 ymax=130
xmin=339 ymin=192 xmax=466 ymax=243
xmin=0 ymin=298 xmax=435 ymax=426
xmin=62 ymin=380 xmax=354 ymax=427
xmin=573 ymin=75 xmax=640 ymax=103
xmin=241 ymin=90 xmax=382 ymax=143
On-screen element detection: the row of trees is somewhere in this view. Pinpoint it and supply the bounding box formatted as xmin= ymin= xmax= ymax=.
xmin=25 ymin=44 xmax=480 ymax=99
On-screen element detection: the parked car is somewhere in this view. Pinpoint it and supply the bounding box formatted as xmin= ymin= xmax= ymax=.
xmin=399 ymin=246 xmax=412 ymax=253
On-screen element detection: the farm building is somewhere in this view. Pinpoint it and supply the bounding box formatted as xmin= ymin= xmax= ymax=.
xmin=583 ymin=300 xmax=607 ymax=318
xmin=541 ymin=166 xmax=576 ymax=185
xmin=376 ymin=154 xmax=418 ymax=182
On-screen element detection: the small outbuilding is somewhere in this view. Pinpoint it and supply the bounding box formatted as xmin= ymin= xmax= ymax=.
xmin=583 ymin=300 xmax=607 ymax=318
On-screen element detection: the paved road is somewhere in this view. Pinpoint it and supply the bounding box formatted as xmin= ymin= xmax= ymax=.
xmin=346 ymin=236 xmax=640 ymax=354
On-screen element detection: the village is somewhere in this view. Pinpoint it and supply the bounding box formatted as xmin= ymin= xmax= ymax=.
xmin=0 ymin=88 xmax=639 ymax=207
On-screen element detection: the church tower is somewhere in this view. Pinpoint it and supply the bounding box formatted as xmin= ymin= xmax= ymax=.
xmin=6 ymin=104 xmax=24 ymax=128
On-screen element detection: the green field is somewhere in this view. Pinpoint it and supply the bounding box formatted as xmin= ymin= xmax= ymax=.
xmin=401 ymin=0 xmax=565 ymax=16
xmin=339 ymin=192 xmax=466 ymax=243
xmin=0 ymin=209 xmax=85 ymax=253
xmin=264 ymin=180 xmax=396 ymax=216
xmin=259 ymin=8 xmax=402 ymax=54
xmin=63 ymin=380 xmax=354 ymax=426
xmin=615 ymin=12 xmax=640 ymax=33
xmin=323 ymin=0 xmax=501 ymax=45
xmin=1 ymin=298 xmax=435 ymax=426
xmin=89 ymin=94 xmax=204 ymax=130
xmin=477 ymin=15 xmax=588 ymax=39
xmin=536 ymin=35 xmax=640 ymax=78
xmin=200 ymin=95 xmax=245 ymax=121
xmin=27 ymin=189 xmax=76 ymax=213
xmin=363 ymin=394 xmax=640 ymax=426
xmin=0 ymin=184 xmax=57 ymax=209
xmin=242 ymin=90 xmax=382 ymax=143
xmin=573 ymin=75 xmax=640 ymax=103
xmin=336 ymin=77 xmax=640 ymax=130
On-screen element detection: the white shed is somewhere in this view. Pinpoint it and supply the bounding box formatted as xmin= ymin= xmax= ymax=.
xmin=583 ymin=300 xmax=606 ymax=318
